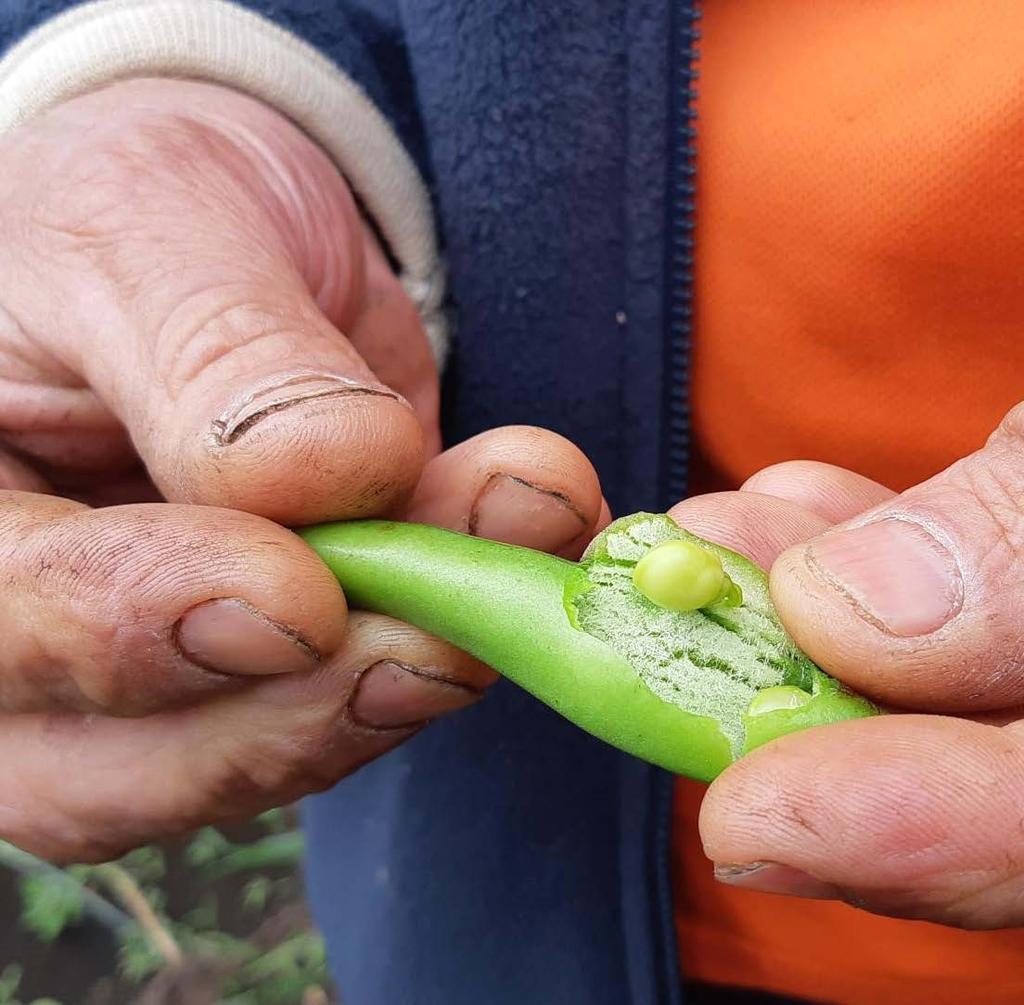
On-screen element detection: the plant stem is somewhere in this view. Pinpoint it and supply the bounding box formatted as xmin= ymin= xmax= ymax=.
xmin=0 ymin=840 xmax=130 ymax=933
xmin=205 ymin=831 xmax=305 ymax=879
xmin=94 ymin=863 xmax=183 ymax=967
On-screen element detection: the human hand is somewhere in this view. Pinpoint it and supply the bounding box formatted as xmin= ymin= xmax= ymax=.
xmin=0 ymin=79 xmax=606 ymax=862
xmin=672 ymin=421 xmax=1024 ymax=929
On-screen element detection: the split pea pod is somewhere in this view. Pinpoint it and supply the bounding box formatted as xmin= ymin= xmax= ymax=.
xmin=299 ymin=512 xmax=877 ymax=782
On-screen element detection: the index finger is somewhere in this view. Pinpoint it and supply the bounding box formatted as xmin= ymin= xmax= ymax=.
xmin=668 ymin=491 xmax=831 ymax=570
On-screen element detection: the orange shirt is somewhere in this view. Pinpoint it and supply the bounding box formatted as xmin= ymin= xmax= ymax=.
xmin=677 ymin=1 xmax=1024 ymax=1002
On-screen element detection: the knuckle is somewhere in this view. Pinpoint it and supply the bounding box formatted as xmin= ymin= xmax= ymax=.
xmin=153 ymin=287 xmax=318 ymax=399
xmin=209 ymin=703 xmax=355 ymax=809
xmin=958 ymin=456 xmax=1024 ymax=564
xmin=25 ymin=107 xmax=284 ymax=306
xmin=265 ymin=714 xmax=352 ymax=790
xmin=35 ymin=112 xmax=228 ymax=230
xmin=30 ymin=117 xmax=200 ymax=264
xmin=979 ymin=405 xmax=1024 ymax=554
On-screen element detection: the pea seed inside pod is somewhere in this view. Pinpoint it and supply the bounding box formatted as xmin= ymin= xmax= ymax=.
xmin=632 ymin=538 xmax=737 ymax=612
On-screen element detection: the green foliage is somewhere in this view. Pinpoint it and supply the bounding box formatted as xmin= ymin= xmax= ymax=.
xmin=117 ymin=846 xmax=166 ymax=884
xmin=191 ymin=928 xmax=252 ymax=957
xmin=240 ymin=931 xmax=326 ymax=983
xmin=241 ymin=877 xmax=273 ymax=914
xmin=182 ymin=892 xmax=219 ymax=932
xmin=116 ymin=923 xmax=166 ymax=986
xmin=3 ymin=813 xmax=326 ymax=1004
xmin=198 ymin=832 xmax=306 ymax=880
xmin=17 ymin=872 xmax=84 ymax=943
xmin=185 ymin=826 xmax=232 ymax=868
xmin=223 ymin=931 xmax=329 ymax=1005
xmin=0 ymin=966 xmax=21 ymax=1003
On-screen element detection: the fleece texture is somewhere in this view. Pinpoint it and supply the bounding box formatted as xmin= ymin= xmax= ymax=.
xmin=0 ymin=3 xmax=691 ymax=1003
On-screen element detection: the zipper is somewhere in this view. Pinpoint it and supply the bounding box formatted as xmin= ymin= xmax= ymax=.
xmin=654 ymin=3 xmax=701 ymax=1002
xmin=663 ymin=1 xmax=700 ymax=508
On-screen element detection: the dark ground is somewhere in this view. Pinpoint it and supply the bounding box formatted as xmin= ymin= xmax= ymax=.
xmin=0 ymin=817 xmax=337 ymax=1005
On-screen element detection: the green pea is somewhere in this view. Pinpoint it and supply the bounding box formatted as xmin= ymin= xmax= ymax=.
xmin=298 ymin=513 xmax=877 ymax=782
xmin=632 ymin=539 xmax=743 ymax=612
xmin=632 ymin=539 xmax=726 ymax=612
xmin=712 ymin=576 xmax=744 ymax=608
xmin=747 ymin=685 xmax=812 ymax=716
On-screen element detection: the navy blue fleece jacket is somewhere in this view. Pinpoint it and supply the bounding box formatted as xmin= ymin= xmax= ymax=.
xmin=0 ymin=3 xmax=698 ymax=1002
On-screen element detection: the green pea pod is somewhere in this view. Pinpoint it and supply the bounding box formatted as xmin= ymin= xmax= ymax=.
xmin=299 ymin=512 xmax=877 ymax=782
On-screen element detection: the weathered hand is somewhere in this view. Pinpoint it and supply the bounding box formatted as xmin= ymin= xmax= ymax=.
xmin=0 ymin=79 xmax=605 ymax=862
xmin=673 ymin=423 xmax=1024 ymax=929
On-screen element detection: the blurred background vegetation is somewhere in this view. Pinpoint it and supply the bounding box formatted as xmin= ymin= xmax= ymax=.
xmin=0 ymin=808 xmax=337 ymax=1005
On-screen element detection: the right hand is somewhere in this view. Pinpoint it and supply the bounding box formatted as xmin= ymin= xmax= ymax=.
xmin=0 ymin=78 xmax=606 ymax=863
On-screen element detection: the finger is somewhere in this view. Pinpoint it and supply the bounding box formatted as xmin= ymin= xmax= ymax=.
xmin=0 ymin=348 xmax=133 ymax=480
xmin=2 ymin=613 xmax=492 ymax=863
xmin=0 ymin=497 xmax=346 ymax=715
xmin=406 ymin=425 xmax=605 ymax=558
xmin=701 ymin=714 xmax=1024 ymax=929
xmin=770 ymin=403 xmax=1024 ymax=710
xmin=0 ymin=449 xmax=50 ymax=493
xmin=742 ymin=461 xmax=896 ymax=523
xmin=668 ymin=491 xmax=831 ymax=569
xmin=968 ymin=705 xmax=1024 ymax=727
xmin=6 ymin=80 xmax=425 ymax=524
xmin=346 ymin=223 xmax=441 ymax=456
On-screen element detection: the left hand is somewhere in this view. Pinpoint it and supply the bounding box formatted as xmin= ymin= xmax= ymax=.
xmin=674 ymin=404 xmax=1024 ymax=929
xmin=0 ymin=79 xmax=610 ymax=862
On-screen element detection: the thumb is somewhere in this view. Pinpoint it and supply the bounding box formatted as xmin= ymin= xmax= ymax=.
xmin=701 ymin=714 xmax=1024 ymax=929
xmin=7 ymin=80 xmax=425 ymax=523
xmin=770 ymin=402 xmax=1024 ymax=711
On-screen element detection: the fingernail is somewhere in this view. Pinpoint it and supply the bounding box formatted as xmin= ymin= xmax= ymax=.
xmin=469 ymin=473 xmax=587 ymax=552
xmin=807 ymin=519 xmax=963 ymax=636
xmin=175 ymin=599 xmax=320 ymax=676
xmin=350 ymin=660 xmax=483 ymax=729
xmin=714 ymin=862 xmax=842 ymax=900
xmin=211 ymin=372 xmax=405 ymax=445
